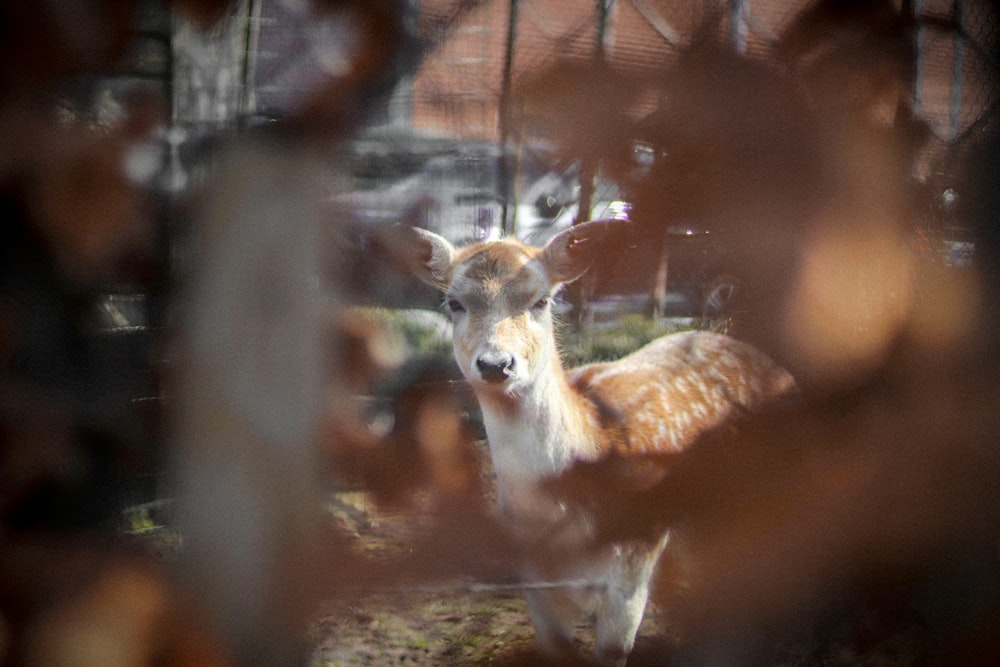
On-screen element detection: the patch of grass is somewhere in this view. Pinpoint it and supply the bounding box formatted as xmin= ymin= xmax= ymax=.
xmin=354 ymin=306 xmax=454 ymax=360
xmin=121 ymin=500 xmax=183 ymax=560
xmin=124 ymin=505 xmax=159 ymax=534
xmin=361 ymin=306 xmax=721 ymax=370
xmin=409 ymin=637 xmax=433 ymax=652
xmin=558 ymin=313 xmax=695 ymax=366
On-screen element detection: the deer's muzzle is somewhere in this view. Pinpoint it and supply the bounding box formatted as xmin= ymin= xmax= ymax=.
xmin=476 ymin=352 xmax=515 ymax=383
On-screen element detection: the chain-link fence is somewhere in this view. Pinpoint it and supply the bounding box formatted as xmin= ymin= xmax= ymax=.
xmin=4 ymin=2 xmax=1000 ymax=665
xmin=166 ymin=1 xmax=999 ymax=254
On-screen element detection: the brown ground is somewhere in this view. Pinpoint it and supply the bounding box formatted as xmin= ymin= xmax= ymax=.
xmin=309 ymin=492 xmax=673 ymax=667
xmin=130 ymin=486 xmax=925 ymax=667
xmin=307 ymin=488 xmax=934 ymax=667
xmin=310 ymin=589 xmax=671 ymax=666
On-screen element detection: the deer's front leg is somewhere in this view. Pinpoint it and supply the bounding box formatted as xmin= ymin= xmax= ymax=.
xmin=595 ymin=536 xmax=670 ymax=666
xmin=524 ymin=587 xmax=579 ymax=660
xmin=594 ymin=580 xmax=649 ymax=666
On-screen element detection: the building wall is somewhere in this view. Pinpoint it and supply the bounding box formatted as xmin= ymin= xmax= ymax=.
xmin=406 ymin=0 xmax=997 ymax=156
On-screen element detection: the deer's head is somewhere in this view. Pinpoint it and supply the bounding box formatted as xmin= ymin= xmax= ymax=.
xmin=391 ymin=221 xmax=616 ymax=399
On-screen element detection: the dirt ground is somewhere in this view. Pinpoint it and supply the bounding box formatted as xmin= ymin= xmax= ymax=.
xmin=309 ymin=495 xmax=674 ymax=667
xmin=131 ymin=448 xmax=927 ymax=667
xmin=310 ymin=590 xmax=672 ymax=667
xmin=306 ymin=486 xmax=937 ymax=667
xmin=130 ymin=485 xmax=926 ymax=666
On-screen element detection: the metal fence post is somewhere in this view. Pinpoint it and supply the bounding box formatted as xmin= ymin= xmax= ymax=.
xmin=498 ymin=0 xmax=519 ymax=237
xmin=729 ymin=0 xmax=749 ymax=55
xmin=951 ymin=0 xmax=966 ymax=141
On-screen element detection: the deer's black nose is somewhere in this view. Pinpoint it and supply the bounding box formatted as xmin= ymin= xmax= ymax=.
xmin=476 ymin=354 xmax=514 ymax=383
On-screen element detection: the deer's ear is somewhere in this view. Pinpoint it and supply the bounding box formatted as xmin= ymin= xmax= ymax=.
xmin=541 ymin=219 xmax=622 ymax=284
xmin=382 ymin=224 xmax=455 ymax=288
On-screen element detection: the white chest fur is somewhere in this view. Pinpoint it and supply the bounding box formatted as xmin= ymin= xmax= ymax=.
xmin=479 ymin=399 xmax=579 ymax=516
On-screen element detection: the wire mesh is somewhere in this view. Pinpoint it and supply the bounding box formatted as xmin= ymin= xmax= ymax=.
xmin=2 ymin=1 xmax=1000 ymax=665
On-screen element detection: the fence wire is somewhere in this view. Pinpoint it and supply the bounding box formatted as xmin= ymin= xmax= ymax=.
xmin=2 ymin=1 xmax=1000 ymax=666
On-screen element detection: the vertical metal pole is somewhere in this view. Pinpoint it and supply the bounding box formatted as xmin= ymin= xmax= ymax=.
xmin=950 ymin=0 xmax=965 ymax=141
xmin=597 ymin=0 xmax=614 ymax=55
xmin=571 ymin=0 xmax=613 ymax=326
xmin=729 ymin=0 xmax=748 ymax=55
xmin=240 ymin=0 xmax=262 ymax=128
xmin=909 ymin=0 xmax=925 ymax=115
xmin=498 ymin=0 xmax=518 ymax=237
xmin=576 ymin=0 xmax=611 ymax=225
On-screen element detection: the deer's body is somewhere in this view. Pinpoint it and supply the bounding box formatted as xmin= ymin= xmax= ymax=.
xmin=397 ymin=222 xmax=795 ymax=665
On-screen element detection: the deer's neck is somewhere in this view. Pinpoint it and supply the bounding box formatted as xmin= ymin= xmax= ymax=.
xmin=476 ymin=353 xmax=595 ymax=514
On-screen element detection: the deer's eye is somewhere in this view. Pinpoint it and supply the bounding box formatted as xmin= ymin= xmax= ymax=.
xmin=446 ymin=299 xmax=465 ymax=314
xmin=531 ymin=296 xmax=550 ymax=311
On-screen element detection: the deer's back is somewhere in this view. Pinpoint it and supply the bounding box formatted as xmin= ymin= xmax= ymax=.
xmin=569 ymin=331 xmax=795 ymax=456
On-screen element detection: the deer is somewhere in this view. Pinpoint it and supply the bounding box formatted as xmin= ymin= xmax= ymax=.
xmin=392 ymin=220 xmax=797 ymax=665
